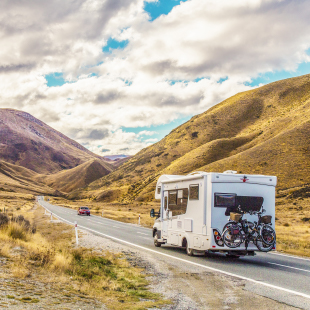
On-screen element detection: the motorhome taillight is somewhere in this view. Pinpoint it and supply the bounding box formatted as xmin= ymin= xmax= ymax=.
xmin=213 ymin=229 xmax=224 ymax=247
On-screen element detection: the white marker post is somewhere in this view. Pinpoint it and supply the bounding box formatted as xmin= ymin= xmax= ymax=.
xmin=75 ymin=221 xmax=79 ymax=246
xmin=102 ymin=210 xmax=104 ymax=217
xmin=50 ymin=212 xmax=53 ymax=221
xmin=138 ymin=214 xmax=140 ymax=225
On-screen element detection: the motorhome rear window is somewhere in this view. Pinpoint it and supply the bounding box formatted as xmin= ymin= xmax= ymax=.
xmin=236 ymin=196 xmax=264 ymax=212
xmin=214 ymin=193 xmax=236 ymax=207
xmin=189 ymin=184 xmax=199 ymax=200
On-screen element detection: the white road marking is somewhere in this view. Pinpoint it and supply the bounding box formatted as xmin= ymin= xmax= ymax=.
xmin=268 ymin=262 xmax=310 ymax=273
xmin=113 ymin=225 xmax=120 ymax=228
xmin=39 ymin=203 xmax=310 ymax=301
xmin=270 ymin=251 xmax=310 ymax=262
xmin=137 ymin=232 xmax=148 ymax=235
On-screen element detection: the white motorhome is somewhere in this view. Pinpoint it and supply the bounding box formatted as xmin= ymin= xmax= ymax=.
xmin=151 ymin=171 xmax=277 ymax=256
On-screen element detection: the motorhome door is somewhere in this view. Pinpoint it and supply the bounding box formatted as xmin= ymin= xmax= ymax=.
xmin=162 ymin=191 xmax=168 ymax=237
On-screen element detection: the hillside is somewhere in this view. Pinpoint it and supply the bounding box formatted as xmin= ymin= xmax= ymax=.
xmin=36 ymin=159 xmax=112 ymax=193
xmin=79 ymin=73 xmax=310 ymax=202
xmin=0 ymin=109 xmax=113 ymax=174
xmin=0 ymin=161 xmax=56 ymax=195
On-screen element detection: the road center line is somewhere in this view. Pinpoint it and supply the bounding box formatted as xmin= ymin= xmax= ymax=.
xmin=39 ymin=203 xmax=310 ymax=301
xmin=137 ymin=232 xmax=148 ymax=235
xmin=268 ymin=262 xmax=310 ymax=273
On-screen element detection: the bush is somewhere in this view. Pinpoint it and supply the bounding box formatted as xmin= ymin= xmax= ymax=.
xmin=7 ymin=222 xmax=29 ymax=241
xmin=11 ymin=215 xmax=36 ymax=234
xmin=29 ymin=248 xmax=54 ymax=266
xmin=0 ymin=213 xmax=9 ymax=227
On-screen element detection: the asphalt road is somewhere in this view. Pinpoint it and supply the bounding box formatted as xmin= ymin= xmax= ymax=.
xmin=38 ymin=197 xmax=310 ymax=309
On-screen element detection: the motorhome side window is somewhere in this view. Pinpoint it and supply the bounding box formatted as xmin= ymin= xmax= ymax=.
xmin=168 ymin=188 xmax=188 ymax=216
xmin=157 ymin=186 xmax=161 ymax=194
xmin=168 ymin=191 xmax=177 ymax=206
xmin=189 ymin=184 xmax=199 ymax=200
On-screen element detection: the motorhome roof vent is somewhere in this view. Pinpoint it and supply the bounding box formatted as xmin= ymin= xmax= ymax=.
xmin=187 ymin=171 xmax=207 ymax=176
xmin=223 ymin=170 xmax=237 ymax=174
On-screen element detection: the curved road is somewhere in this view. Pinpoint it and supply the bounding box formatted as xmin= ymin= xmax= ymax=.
xmin=38 ymin=197 xmax=310 ymax=309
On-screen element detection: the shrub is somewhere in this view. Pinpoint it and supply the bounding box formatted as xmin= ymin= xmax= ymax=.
xmin=29 ymin=248 xmax=54 ymax=266
xmin=7 ymin=222 xmax=29 ymax=241
xmin=0 ymin=213 xmax=9 ymax=227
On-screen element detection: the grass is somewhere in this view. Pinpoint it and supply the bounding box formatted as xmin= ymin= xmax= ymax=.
xmin=0 ymin=196 xmax=169 ymax=309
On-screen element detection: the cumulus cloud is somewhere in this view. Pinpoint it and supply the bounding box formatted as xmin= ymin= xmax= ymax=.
xmin=0 ymin=0 xmax=310 ymax=155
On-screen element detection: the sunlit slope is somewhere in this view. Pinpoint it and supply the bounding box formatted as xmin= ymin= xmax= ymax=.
xmin=0 ymin=159 xmax=111 ymax=195
xmin=0 ymin=161 xmax=56 ymax=195
xmin=36 ymin=159 xmax=111 ymax=193
xmin=80 ymin=74 xmax=310 ymax=202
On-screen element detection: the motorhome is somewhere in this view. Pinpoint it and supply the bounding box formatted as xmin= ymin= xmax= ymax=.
xmin=150 ymin=171 xmax=277 ymax=256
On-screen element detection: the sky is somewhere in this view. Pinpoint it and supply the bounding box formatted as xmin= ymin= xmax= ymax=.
xmin=0 ymin=0 xmax=310 ymax=156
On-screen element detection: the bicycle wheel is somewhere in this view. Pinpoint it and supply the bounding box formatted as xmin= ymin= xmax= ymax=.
xmin=260 ymin=225 xmax=276 ymax=245
xmin=223 ymin=227 xmax=242 ymax=248
xmin=256 ymin=227 xmax=276 ymax=252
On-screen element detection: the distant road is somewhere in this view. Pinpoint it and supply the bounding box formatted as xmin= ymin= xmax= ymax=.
xmin=38 ymin=197 xmax=310 ymax=309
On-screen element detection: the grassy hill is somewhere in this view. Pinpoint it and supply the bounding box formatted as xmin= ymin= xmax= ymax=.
xmin=36 ymin=159 xmax=112 ymax=193
xmin=78 ymin=73 xmax=310 ymax=202
xmin=0 ymin=158 xmax=113 ymax=196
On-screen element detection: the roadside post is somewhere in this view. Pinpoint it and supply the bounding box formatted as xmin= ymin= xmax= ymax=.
xmin=50 ymin=212 xmax=53 ymax=221
xmin=75 ymin=221 xmax=79 ymax=246
xmin=102 ymin=210 xmax=104 ymax=217
xmin=138 ymin=214 xmax=140 ymax=225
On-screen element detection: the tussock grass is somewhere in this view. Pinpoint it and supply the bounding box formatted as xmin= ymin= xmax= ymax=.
xmin=7 ymin=222 xmax=29 ymax=241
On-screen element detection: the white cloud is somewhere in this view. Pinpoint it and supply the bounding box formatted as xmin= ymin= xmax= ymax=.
xmin=0 ymin=0 xmax=310 ymax=155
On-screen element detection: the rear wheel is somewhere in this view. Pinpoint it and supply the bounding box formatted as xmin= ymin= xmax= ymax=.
xmin=154 ymin=232 xmax=162 ymax=247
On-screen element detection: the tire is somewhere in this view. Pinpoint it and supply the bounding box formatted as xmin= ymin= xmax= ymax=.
xmin=186 ymin=241 xmax=194 ymax=256
xmin=260 ymin=225 xmax=276 ymax=245
xmin=256 ymin=226 xmax=276 ymax=252
xmin=154 ymin=232 xmax=162 ymax=247
xmin=222 ymin=228 xmax=242 ymax=248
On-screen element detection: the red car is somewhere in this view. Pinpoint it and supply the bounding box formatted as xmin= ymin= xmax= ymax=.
xmin=77 ymin=207 xmax=90 ymax=216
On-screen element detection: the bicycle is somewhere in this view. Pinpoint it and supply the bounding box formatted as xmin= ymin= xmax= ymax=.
xmin=222 ymin=207 xmax=276 ymax=252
